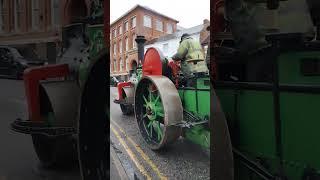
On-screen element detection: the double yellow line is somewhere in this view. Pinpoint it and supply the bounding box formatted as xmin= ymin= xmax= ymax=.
xmin=111 ymin=120 xmax=167 ymax=180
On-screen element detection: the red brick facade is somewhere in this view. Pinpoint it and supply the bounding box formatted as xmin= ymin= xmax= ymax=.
xmin=0 ymin=0 xmax=90 ymax=62
xmin=110 ymin=5 xmax=178 ymax=77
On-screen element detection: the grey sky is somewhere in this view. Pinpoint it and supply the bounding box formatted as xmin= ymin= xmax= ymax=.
xmin=110 ymin=0 xmax=210 ymax=28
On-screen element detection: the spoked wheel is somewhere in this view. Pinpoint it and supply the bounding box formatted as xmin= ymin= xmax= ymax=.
xmin=120 ymin=89 xmax=133 ymax=115
xmin=135 ymin=76 xmax=183 ymax=150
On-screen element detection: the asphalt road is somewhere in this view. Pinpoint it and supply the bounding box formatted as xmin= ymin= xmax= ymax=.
xmin=110 ymin=87 xmax=210 ymax=180
xmin=0 ymin=79 xmax=82 ymax=180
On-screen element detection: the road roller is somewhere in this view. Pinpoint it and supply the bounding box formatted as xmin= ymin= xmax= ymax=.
xmin=10 ymin=1 xmax=108 ymax=179
xmin=113 ymin=35 xmax=211 ymax=151
xmin=211 ymin=0 xmax=320 ymax=179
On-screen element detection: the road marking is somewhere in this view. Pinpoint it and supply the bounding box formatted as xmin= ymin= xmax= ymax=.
xmin=111 ymin=120 xmax=168 ymax=180
xmin=111 ymin=124 xmax=151 ymax=180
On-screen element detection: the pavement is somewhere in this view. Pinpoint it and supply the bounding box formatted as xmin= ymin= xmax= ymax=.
xmin=110 ymin=87 xmax=210 ymax=180
xmin=0 ymin=79 xmax=81 ymax=180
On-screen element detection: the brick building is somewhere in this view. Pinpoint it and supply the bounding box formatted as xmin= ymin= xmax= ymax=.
xmin=110 ymin=5 xmax=178 ymax=80
xmin=0 ymin=0 xmax=92 ymax=63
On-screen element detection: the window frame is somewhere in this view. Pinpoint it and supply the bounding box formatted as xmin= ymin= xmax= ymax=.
xmin=143 ymin=15 xmax=151 ymax=28
xmin=113 ymin=59 xmax=117 ymax=72
xmin=31 ymin=0 xmax=40 ymax=31
xmin=167 ymin=23 xmax=173 ymax=34
xmin=125 ymin=37 xmax=128 ymax=51
xmin=119 ymin=40 xmax=122 ymax=54
xmin=124 ymin=20 xmax=128 ymax=32
xmin=51 ymin=0 xmax=60 ymax=29
xmin=118 ymin=25 xmax=122 ymax=35
xmin=131 ymin=16 xmax=136 ymax=28
xmin=156 ymin=19 xmax=163 ymax=32
xmin=132 ymin=34 xmax=136 ymax=49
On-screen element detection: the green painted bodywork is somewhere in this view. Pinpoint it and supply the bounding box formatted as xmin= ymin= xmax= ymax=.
xmin=216 ymin=51 xmax=320 ymax=179
xmin=79 ymin=24 xmax=105 ymax=88
xmin=87 ymin=24 xmax=105 ymax=58
xmin=178 ymin=77 xmax=210 ymax=149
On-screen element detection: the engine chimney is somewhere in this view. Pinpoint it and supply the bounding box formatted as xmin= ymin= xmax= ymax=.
xmin=135 ymin=36 xmax=146 ymax=65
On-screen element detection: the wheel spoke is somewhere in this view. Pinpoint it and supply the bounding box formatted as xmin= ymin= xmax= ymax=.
xmin=143 ymin=95 xmax=148 ymax=104
xmin=149 ymin=91 xmax=152 ymax=102
xmin=150 ymin=124 xmax=153 ymax=137
xmin=157 ymin=121 xmax=163 ymax=141
xmin=147 ymin=120 xmax=153 ymax=128
xmin=154 ymin=94 xmax=160 ymax=104
xmin=158 ymin=112 xmax=164 ymax=117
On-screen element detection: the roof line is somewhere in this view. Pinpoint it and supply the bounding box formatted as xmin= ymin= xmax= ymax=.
xmin=111 ymin=4 xmax=179 ymax=26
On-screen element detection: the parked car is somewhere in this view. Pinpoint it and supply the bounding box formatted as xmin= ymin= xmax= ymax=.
xmin=0 ymin=46 xmax=44 ymax=79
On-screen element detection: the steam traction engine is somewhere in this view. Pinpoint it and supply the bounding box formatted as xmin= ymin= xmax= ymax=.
xmin=114 ymin=36 xmax=211 ymax=150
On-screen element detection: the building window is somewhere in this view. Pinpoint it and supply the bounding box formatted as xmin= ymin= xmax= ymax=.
xmin=167 ymin=23 xmax=173 ymax=34
xmin=113 ymin=42 xmax=116 ymax=54
xmin=143 ymin=15 xmax=151 ymax=28
xmin=163 ymin=43 xmax=168 ymax=53
xmin=119 ymin=40 xmax=122 ymax=53
xmin=126 ymin=57 xmax=129 ymax=70
xmin=51 ymin=0 xmax=60 ymax=29
xmin=131 ymin=16 xmax=136 ymax=28
xmin=0 ymin=0 xmax=3 ymax=33
xmin=120 ymin=58 xmax=124 ymax=71
xmin=14 ymin=0 xmax=23 ymax=32
xmin=113 ymin=59 xmax=117 ymax=71
xmin=112 ymin=29 xmax=115 ymax=38
xmin=118 ymin=25 xmax=122 ymax=35
xmin=124 ymin=21 xmax=128 ymax=32
xmin=156 ymin=19 xmax=163 ymax=32
xmin=132 ymin=34 xmax=136 ymax=48
xmin=125 ymin=37 xmax=128 ymax=52
xmin=31 ymin=0 xmax=40 ymax=31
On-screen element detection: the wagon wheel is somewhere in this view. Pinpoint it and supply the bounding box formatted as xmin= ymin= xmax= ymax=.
xmin=135 ymin=76 xmax=183 ymax=150
xmin=120 ymin=89 xmax=133 ymax=115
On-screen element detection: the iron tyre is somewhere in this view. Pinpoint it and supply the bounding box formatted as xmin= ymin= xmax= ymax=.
xmin=135 ymin=76 xmax=183 ymax=150
xmin=120 ymin=91 xmax=133 ymax=115
xmin=32 ymin=134 xmax=77 ymax=168
xmin=120 ymin=103 xmax=133 ymax=115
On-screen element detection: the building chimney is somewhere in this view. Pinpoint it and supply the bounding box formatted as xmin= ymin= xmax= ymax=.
xmin=135 ymin=35 xmax=146 ymax=65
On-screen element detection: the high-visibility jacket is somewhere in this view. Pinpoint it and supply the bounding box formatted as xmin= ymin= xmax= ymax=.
xmin=172 ymin=37 xmax=204 ymax=61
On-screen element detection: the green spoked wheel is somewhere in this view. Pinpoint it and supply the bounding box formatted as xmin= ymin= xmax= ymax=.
xmin=142 ymin=87 xmax=164 ymax=142
xmin=135 ymin=76 xmax=183 ymax=150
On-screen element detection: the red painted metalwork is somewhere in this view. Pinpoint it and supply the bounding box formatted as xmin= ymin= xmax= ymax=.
xmin=23 ymin=64 xmax=70 ymax=122
xmin=117 ymin=82 xmax=133 ymax=100
xmin=213 ymin=0 xmax=225 ymax=34
xmin=168 ymin=60 xmax=180 ymax=87
xmin=142 ymin=48 xmax=163 ymax=76
xmin=212 ymin=0 xmax=226 ymax=81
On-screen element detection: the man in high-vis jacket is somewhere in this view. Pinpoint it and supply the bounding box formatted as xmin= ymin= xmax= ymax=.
xmin=171 ymin=33 xmax=208 ymax=80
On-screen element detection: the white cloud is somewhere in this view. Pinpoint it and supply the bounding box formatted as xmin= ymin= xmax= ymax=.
xmin=110 ymin=0 xmax=210 ymax=28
